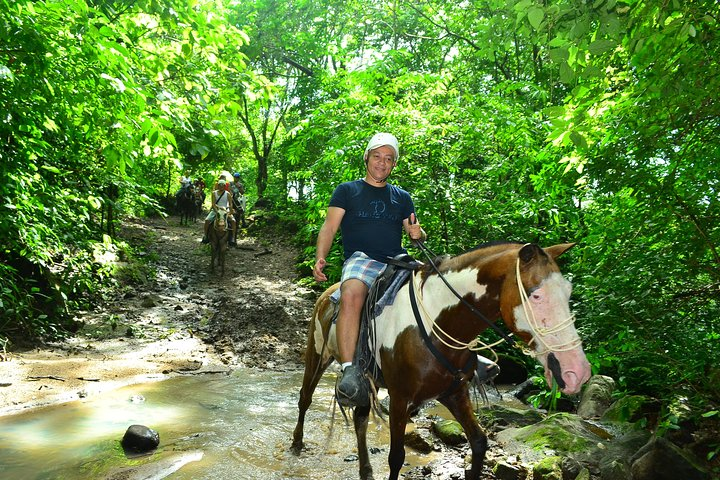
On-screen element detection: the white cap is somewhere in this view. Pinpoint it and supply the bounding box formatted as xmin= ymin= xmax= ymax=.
xmin=364 ymin=132 xmax=399 ymax=161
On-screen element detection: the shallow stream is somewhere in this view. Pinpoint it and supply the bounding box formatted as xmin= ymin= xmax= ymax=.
xmin=0 ymin=369 xmax=448 ymax=479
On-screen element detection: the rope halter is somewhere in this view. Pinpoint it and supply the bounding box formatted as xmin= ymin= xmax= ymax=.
xmin=409 ymin=255 xmax=582 ymax=361
xmin=515 ymin=257 xmax=582 ymax=357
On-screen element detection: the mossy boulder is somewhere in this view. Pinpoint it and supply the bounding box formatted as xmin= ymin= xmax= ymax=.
xmin=502 ymin=413 xmax=602 ymax=453
xmin=432 ymin=419 xmax=466 ymax=446
xmin=601 ymin=395 xmax=659 ymax=424
xmin=532 ymin=455 xmax=563 ymax=480
xmin=476 ymin=404 xmax=546 ymax=430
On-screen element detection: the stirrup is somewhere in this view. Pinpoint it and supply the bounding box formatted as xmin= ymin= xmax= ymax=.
xmin=336 ymin=365 xmax=369 ymax=408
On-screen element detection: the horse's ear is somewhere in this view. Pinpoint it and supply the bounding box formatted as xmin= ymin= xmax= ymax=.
xmin=544 ymin=243 xmax=576 ymax=260
xmin=519 ymin=243 xmax=543 ymax=264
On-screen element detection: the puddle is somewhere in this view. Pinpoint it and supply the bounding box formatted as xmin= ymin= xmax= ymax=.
xmin=0 ymin=369 xmax=444 ymax=479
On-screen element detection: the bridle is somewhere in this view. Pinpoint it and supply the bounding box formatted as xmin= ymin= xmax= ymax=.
xmin=412 ymin=241 xmax=579 ymax=358
xmin=213 ymin=208 xmax=228 ymax=232
xmin=514 ymin=258 xmax=582 ymax=355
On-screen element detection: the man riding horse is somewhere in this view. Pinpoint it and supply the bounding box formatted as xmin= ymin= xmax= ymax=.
xmin=298 ymin=133 xmax=592 ymax=480
xmin=312 ymin=132 xmax=425 ymax=407
xmin=175 ymin=173 xmax=197 ymax=225
xmin=194 ymin=177 xmax=206 ymax=215
xmin=201 ymin=177 xmax=237 ymax=247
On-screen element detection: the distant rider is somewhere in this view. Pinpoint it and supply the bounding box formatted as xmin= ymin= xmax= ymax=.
xmin=231 ymin=173 xmax=247 ymax=227
xmin=175 ymin=171 xmax=192 ymax=203
xmin=194 ymin=177 xmax=207 ymax=207
xmin=201 ymin=177 xmax=237 ymax=246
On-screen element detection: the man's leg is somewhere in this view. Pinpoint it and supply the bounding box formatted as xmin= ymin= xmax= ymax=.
xmin=337 ymin=279 xmax=367 ymax=363
xmin=201 ymin=216 xmax=212 ymax=243
xmin=201 ymin=220 xmax=210 ymax=243
xmin=336 ymin=279 xmax=369 ymax=407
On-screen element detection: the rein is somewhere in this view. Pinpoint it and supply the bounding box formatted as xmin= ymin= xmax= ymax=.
xmin=413 ymin=241 xmax=517 ymax=348
xmin=408 ymin=278 xmax=477 ymax=392
xmin=410 ymin=271 xmax=506 ymax=359
xmin=412 ymin=241 xmax=579 ymax=358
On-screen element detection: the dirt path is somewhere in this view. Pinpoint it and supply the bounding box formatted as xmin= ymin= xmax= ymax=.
xmin=0 ymin=215 xmax=316 ymax=417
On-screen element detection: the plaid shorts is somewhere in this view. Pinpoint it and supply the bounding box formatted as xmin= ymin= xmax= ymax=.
xmin=330 ymin=252 xmax=387 ymax=304
xmin=341 ymin=251 xmax=387 ymax=288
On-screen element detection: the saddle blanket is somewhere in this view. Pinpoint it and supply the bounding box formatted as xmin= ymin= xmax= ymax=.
xmin=330 ymin=268 xmax=412 ymax=317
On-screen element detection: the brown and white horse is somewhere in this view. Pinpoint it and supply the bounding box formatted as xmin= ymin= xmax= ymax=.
xmin=291 ymin=242 xmax=591 ymax=480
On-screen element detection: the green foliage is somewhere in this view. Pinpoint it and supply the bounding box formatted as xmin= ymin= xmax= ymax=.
xmin=527 ymin=377 xmax=562 ymax=412
xmin=0 ymin=0 xmax=258 ymax=341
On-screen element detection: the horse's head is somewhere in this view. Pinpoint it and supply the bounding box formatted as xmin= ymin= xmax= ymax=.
xmin=500 ymin=243 xmax=591 ymax=395
xmin=214 ymin=207 xmax=228 ymax=231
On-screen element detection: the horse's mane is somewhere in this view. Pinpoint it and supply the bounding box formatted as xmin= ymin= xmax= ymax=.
xmin=467 ymin=240 xmax=524 ymax=253
xmin=426 ymin=241 xmax=524 ymax=272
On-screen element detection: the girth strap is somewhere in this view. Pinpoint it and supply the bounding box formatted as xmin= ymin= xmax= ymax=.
xmin=409 ymin=275 xmax=476 ymax=396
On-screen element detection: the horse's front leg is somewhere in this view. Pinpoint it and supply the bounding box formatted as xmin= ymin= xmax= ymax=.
xmin=220 ymin=242 xmax=226 ymax=276
xmin=438 ymin=387 xmax=487 ymax=480
xmin=387 ymin=395 xmax=410 ymax=480
xmin=353 ymin=404 xmax=374 ymax=480
xmin=291 ymin=342 xmax=333 ymax=453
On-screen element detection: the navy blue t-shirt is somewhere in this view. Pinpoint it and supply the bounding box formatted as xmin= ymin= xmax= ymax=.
xmin=330 ymin=179 xmax=415 ymax=262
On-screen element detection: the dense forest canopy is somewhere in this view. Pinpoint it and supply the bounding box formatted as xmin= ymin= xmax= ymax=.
xmin=1 ymin=0 xmax=718 ymax=423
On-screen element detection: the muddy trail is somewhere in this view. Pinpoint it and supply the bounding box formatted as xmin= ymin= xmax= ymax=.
xmin=121 ymin=215 xmax=317 ymax=370
xmin=0 ymin=215 xmax=316 ymax=416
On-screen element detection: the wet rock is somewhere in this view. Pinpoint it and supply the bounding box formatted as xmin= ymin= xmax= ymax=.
xmin=577 ymin=375 xmax=615 ymax=419
xmin=122 ymin=424 xmax=160 ymax=453
xmin=560 ymin=456 xmax=583 ymax=479
xmin=175 ymin=360 xmax=202 ymax=372
xmin=123 ymin=290 xmax=137 ymax=299
xmin=574 ymin=467 xmax=591 ymax=480
xmin=601 ymin=395 xmax=661 ymax=425
xmin=497 ymin=413 xmax=603 ymax=455
xmin=404 ymin=428 xmax=435 ymax=453
xmin=477 ymin=404 xmax=546 ymax=431
xmin=493 ymin=461 xmax=525 ymax=480
xmin=432 ymin=419 xmax=466 ymax=446
xmin=533 ymin=455 xmax=563 ymax=480
xmin=141 ymin=295 xmax=159 ymax=308
xmin=106 ymin=450 xmax=203 ymax=479
xmin=599 ymin=456 xmax=632 ymax=480
xmin=630 ymin=436 xmax=709 ymax=480
xmin=597 ymin=430 xmax=651 ymax=480
xmin=508 ymin=377 xmax=543 ymax=402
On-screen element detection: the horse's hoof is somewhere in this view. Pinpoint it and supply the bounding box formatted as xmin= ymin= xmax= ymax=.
xmin=290 ymin=442 xmax=304 ymax=455
xmin=360 ymin=468 xmax=374 ymax=480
